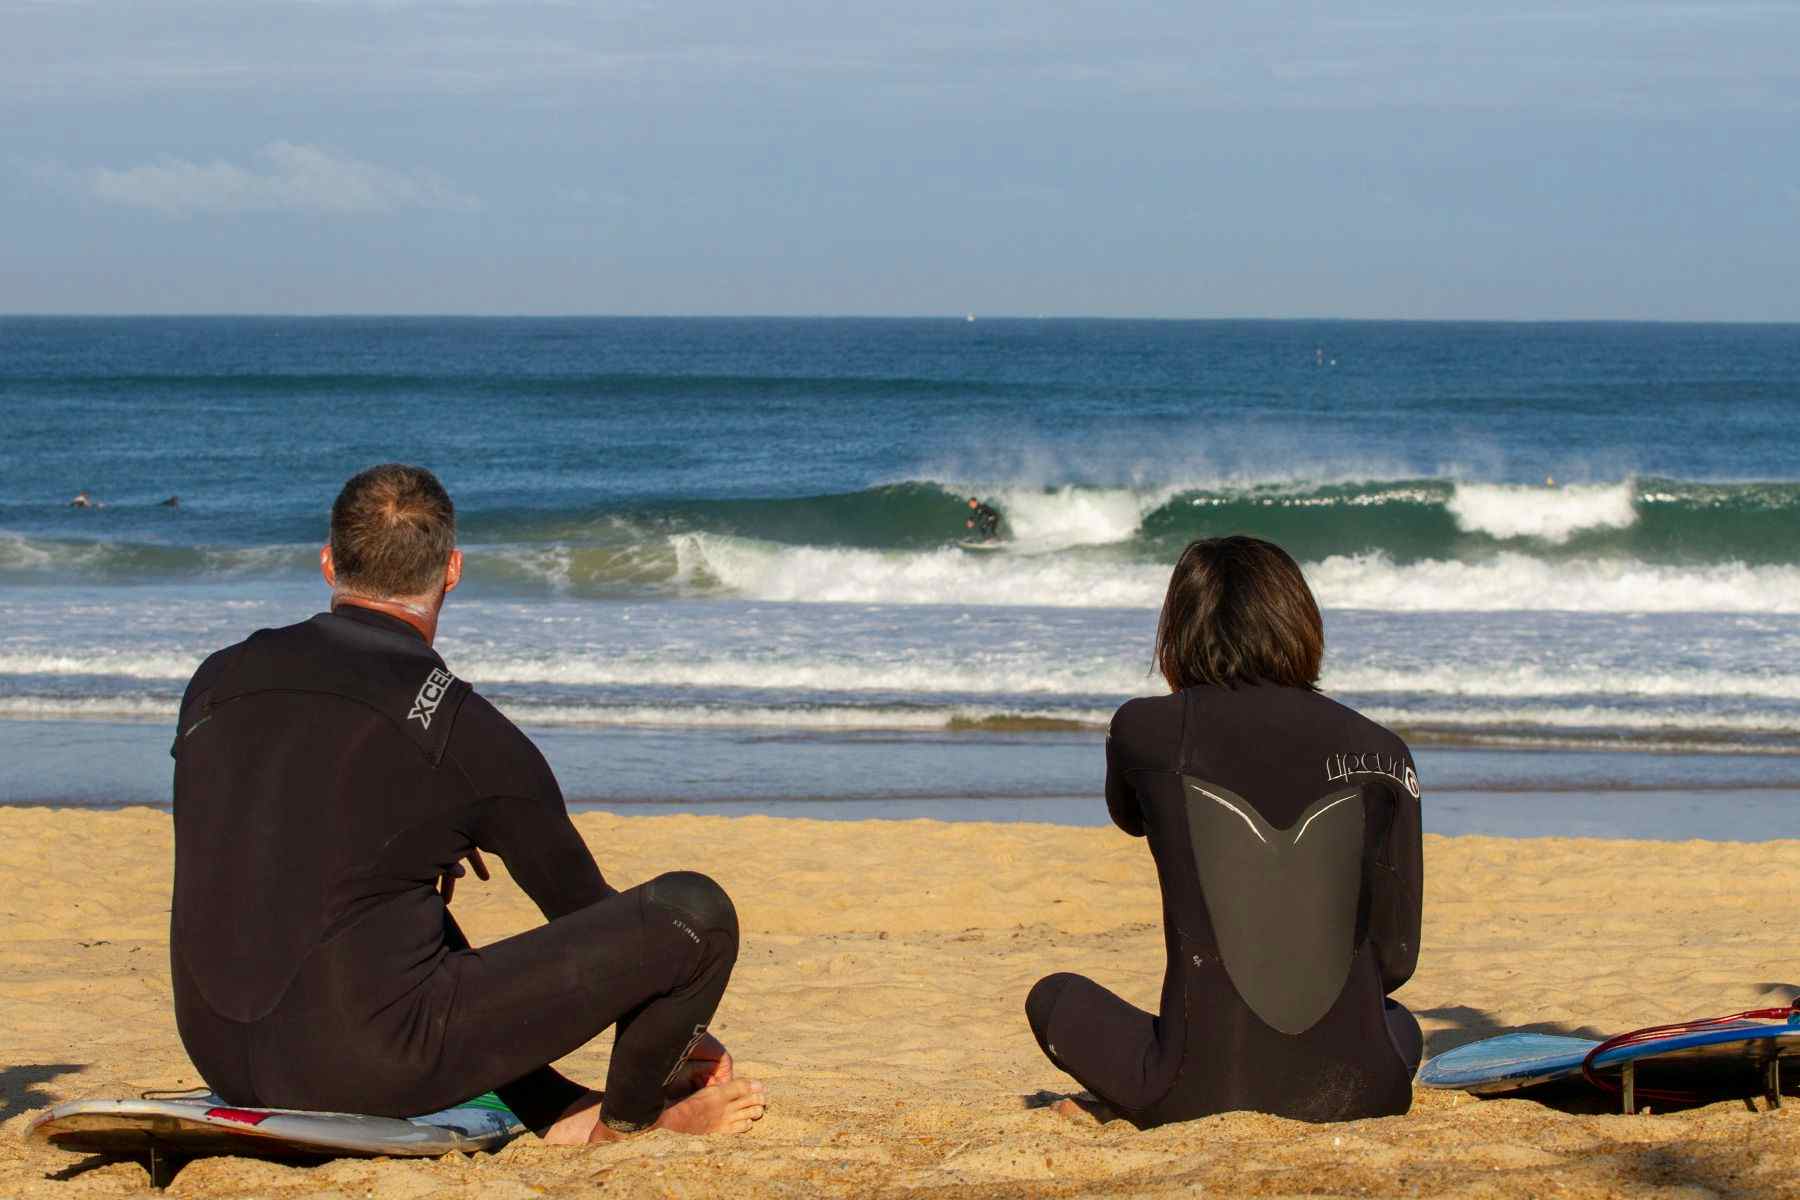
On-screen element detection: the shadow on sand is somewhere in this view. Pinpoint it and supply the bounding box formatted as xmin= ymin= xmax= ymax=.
xmin=1 ymin=1063 xmax=85 ymax=1125
xmin=1413 ymin=1003 xmax=1607 ymax=1057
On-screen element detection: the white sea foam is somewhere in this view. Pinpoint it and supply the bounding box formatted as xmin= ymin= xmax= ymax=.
xmin=0 ymin=533 xmax=63 ymax=571
xmin=0 ymin=692 xmax=1110 ymax=733
xmin=7 ymin=640 xmax=1796 ymax=710
xmin=1360 ymin=703 xmax=1800 ymax=736
xmin=1446 ymin=481 xmax=1637 ymax=543
xmin=984 ymin=485 xmax=1164 ymax=549
xmin=457 ymin=653 xmax=1146 ymax=697
xmin=491 ymin=702 xmax=1112 ymax=731
xmin=0 ymin=687 xmax=1787 ymax=744
xmin=673 ymin=533 xmax=1800 ymax=614
xmin=0 ymin=640 xmax=1146 ymax=702
xmin=1326 ymin=663 xmax=1800 ymax=701
xmin=0 ymin=651 xmax=202 ymax=680
xmin=0 ymin=695 xmax=178 ymax=720
xmin=0 ymin=533 xmax=312 ymax=577
xmin=670 ymin=533 xmax=1167 ymax=608
xmin=1308 ymin=552 xmax=1800 ymax=614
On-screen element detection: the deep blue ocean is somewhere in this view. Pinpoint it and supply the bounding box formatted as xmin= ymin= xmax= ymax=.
xmin=5 ymin=317 xmax=1800 ymax=832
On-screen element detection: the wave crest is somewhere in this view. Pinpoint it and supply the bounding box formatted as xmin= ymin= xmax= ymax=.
xmin=9 ymin=475 xmax=1800 ymax=615
xmin=1446 ymin=482 xmax=1637 ymax=544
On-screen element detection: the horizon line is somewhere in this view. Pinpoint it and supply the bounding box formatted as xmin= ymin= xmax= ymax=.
xmin=3 ymin=313 xmax=1799 ymax=327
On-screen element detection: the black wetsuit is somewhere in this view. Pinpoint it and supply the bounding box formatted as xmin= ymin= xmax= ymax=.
xmin=968 ymin=503 xmax=1000 ymax=540
xmin=1026 ymin=684 xmax=1424 ymax=1128
xmin=170 ymin=605 xmax=738 ymax=1134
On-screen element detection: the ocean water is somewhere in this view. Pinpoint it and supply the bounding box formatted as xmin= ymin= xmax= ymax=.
xmin=4 ymin=317 xmax=1799 ymax=832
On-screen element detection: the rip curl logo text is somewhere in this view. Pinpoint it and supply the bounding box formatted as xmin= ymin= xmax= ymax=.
xmin=1325 ymin=750 xmax=1421 ymax=798
xmin=408 ymin=668 xmax=455 ymax=729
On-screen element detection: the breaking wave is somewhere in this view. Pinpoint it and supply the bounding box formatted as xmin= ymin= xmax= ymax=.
xmin=670 ymin=538 xmax=1800 ymax=613
xmin=8 ymin=475 xmax=1800 ymax=615
xmin=1443 ymin=482 xmax=1636 ymax=544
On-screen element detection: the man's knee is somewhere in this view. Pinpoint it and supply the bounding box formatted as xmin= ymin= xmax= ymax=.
xmin=1026 ymin=973 xmax=1077 ymax=1039
xmin=645 ymin=871 xmax=738 ymax=946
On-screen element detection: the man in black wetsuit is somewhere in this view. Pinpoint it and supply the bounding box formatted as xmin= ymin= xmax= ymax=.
xmin=965 ymin=496 xmax=1001 ymax=541
xmin=1025 ymin=535 xmax=1423 ymax=1127
xmin=169 ymin=464 xmax=765 ymax=1143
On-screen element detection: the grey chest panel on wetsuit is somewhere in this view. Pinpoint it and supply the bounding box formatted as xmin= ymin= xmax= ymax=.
xmin=1183 ymin=778 xmax=1365 ymax=1036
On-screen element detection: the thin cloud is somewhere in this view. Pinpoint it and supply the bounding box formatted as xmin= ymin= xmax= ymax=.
xmin=40 ymin=142 xmax=480 ymax=217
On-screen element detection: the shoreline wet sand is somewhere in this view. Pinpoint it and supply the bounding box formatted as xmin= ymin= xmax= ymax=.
xmin=4 ymin=808 xmax=1798 ymax=1198
xmin=7 ymin=717 xmax=1800 ymax=844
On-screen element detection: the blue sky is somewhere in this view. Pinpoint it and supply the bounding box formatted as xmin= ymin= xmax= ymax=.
xmin=4 ymin=1 xmax=1797 ymax=318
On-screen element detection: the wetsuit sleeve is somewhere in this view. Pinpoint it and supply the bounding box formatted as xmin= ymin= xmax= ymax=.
xmin=449 ymin=696 xmax=616 ymax=919
xmin=1102 ymin=697 xmax=1177 ymax=838
xmin=1104 ymin=732 xmax=1145 ymax=837
xmin=171 ymin=645 xmax=243 ymax=758
xmin=1367 ymin=766 xmax=1423 ymax=995
xmin=472 ymin=794 xmax=616 ymax=919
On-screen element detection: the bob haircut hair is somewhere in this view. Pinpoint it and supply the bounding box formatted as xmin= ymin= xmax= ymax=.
xmin=1153 ymin=536 xmax=1324 ymax=692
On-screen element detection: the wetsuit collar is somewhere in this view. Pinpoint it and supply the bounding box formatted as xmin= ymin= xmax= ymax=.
xmin=330 ymin=601 xmax=433 ymax=645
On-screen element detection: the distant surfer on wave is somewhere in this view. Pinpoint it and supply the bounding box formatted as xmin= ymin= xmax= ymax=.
xmin=168 ymin=464 xmax=765 ymax=1143
xmin=69 ymin=490 xmax=100 ymax=508
xmin=965 ymin=496 xmax=1002 ymax=542
xmin=1025 ymin=535 xmax=1423 ymax=1127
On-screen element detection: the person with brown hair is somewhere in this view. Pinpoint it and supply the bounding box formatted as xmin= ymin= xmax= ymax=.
xmin=169 ymin=464 xmax=765 ymax=1144
xmin=1025 ymin=535 xmax=1423 ymax=1128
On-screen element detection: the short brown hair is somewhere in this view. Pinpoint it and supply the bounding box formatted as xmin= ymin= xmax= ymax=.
xmin=329 ymin=464 xmax=456 ymax=598
xmin=1153 ymin=536 xmax=1323 ymax=692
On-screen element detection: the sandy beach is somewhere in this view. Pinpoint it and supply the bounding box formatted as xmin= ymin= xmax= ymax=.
xmin=4 ymin=806 xmax=1798 ymax=1198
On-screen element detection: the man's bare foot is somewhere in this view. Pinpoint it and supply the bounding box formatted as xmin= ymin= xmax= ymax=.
xmin=656 ymin=1078 xmax=766 ymax=1135
xmin=664 ymin=1051 xmax=733 ymax=1104
xmin=588 ymin=1079 xmax=767 ymax=1142
xmin=540 ymin=1090 xmax=604 ymax=1145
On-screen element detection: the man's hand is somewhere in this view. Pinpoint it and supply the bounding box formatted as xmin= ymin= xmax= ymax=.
xmin=439 ymin=848 xmax=490 ymax=905
xmin=682 ymin=1033 xmax=734 ymax=1090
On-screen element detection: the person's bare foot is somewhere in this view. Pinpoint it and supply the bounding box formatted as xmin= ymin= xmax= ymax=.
xmin=587 ymin=1079 xmax=767 ymax=1142
xmin=656 ymin=1078 xmax=767 ymax=1135
xmin=540 ymin=1090 xmax=604 ymax=1145
xmin=663 ymin=1053 xmax=730 ymax=1103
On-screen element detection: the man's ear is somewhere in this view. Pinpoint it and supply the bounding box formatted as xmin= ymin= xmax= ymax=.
xmin=320 ymin=545 xmax=337 ymax=588
xmin=443 ymin=548 xmax=463 ymax=595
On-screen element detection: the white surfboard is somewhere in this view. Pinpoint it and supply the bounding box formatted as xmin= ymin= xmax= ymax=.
xmin=28 ymin=1090 xmax=523 ymax=1161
